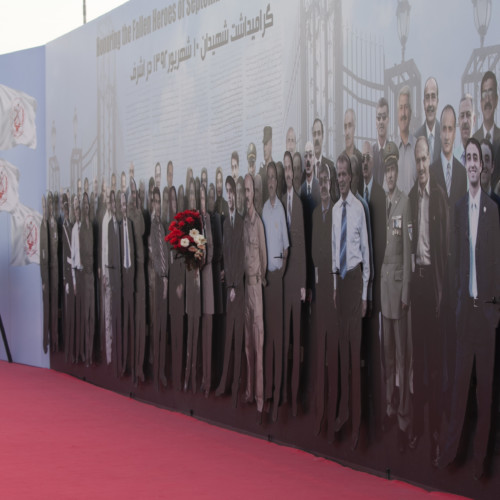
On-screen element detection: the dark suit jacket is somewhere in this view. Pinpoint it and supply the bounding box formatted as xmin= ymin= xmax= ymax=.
xmin=40 ymin=220 xmax=49 ymax=287
xmin=473 ymin=123 xmax=500 ymax=147
xmin=282 ymin=190 xmax=306 ymax=295
xmin=490 ymin=191 xmax=500 ymax=219
xmin=120 ymin=217 xmax=135 ymax=283
xmin=80 ymin=218 xmax=94 ymax=275
xmin=367 ymin=180 xmax=386 ymax=311
xmin=318 ymin=156 xmax=339 ymax=204
xmin=372 ymin=141 xmax=386 ymax=187
xmin=211 ymin=212 xmax=224 ymax=314
xmin=409 ymin=178 xmax=449 ymax=312
xmin=61 ymin=218 xmax=73 ymax=291
xmin=455 ymin=191 xmax=500 ymax=331
xmin=223 ymin=211 xmax=245 ymax=311
xmin=416 ymin=120 xmax=442 ymax=163
xmin=300 ymin=177 xmax=320 ymax=291
xmin=107 ymin=217 xmax=122 ymax=287
xmin=430 ymin=156 xmax=467 ymax=272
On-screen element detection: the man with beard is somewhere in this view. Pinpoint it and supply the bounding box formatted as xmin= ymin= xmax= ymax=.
xmin=216 ymin=176 xmax=245 ymax=407
xmin=243 ymin=174 xmax=267 ymax=422
xmin=440 ymin=138 xmax=500 ymax=479
xmin=416 ymin=77 xmax=442 ymax=162
xmin=474 ymin=72 xmax=500 ymax=190
xmin=154 ymin=162 xmax=161 ymax=189
xmin=236 ymin=176 xmax=246 ymax=218
xmin=292 ymin=153 xmax=302 ymax=194
xmin=373 ymin=97 xmax=389 ymax=186
xmin=282 ymin=151 xmax=306 ymax=416
xmin=409 ymin=136 xmax=448 ymax=465
xmin=455 ymin=94 xmax=476 ymax=166
xmin=480 ymin=139 xmax=500 ymax=214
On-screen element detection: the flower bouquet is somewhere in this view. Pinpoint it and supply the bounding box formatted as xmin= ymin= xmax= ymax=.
xmin=165 ymin=209 xmax=206 ymax=270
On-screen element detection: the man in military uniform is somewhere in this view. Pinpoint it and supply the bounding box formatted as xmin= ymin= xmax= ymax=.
xmin=247 ymin=143 xmax=257 ymax=178
xmin=380 ymin=142 xmax=412 ymax=452
xmin=243 ymin=174 xmax=267 ymax=421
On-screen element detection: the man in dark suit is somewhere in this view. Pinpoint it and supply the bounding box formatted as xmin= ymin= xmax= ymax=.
xmin=40 ymin=195 xmax=50 ymax=354
xmin=416 ymin=77 xmax=442 ymax=163
xmin=409 ymin=136 xmax=449 ymax=465
xmin=215 ymin=167 xmax=229 ymax=219
xmin=312 ymin=164 xmax=337 ymax=440
xmin=480 ymin=139 xmax=500 ymax=216
xmin=61 ymin=194 xmax=74 ymax=363
xmin=151 ymin=187 xmax=169 ymax=390
xmin=282 ymin=151 xmax=306 ymax=416
xmin=300 ymin=141 xmax=320 ymax=302
xmin=107 ymin=190 xmax=122 ymax=377
xmin=440 ymin=137 xmax=500 ymax=479
xmin=373 ymin=97 xmax=389 ymax=186
xmin=80 ymin=192 xmax=95 ymax=366
xmin=361 ymin=140 xmax=386 ymax=434
xmin=430 ymin=104 xmax=467 ymax=403
xmin=312 ymin=118 xmax=339 ymax=202
xmin=48 ymin=192 xmax=59 ymax=352
xmin=474 ymin=72 xmax=500 ymax=190
xmin=120 ymin=192 xmax=135 ymax=378
xmin=216 ymin=176 xmax=245 ymax=407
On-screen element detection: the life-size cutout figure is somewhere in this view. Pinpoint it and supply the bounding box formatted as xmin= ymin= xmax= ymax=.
xmin=61 ymin=194 xmax=74 ymax=363
xmin=216 ymin=176 xmax=245 ymax=407
xmin=99 ymin=187 xmax=113 ymax=365
xmin=71 ymin=195 xmax=85 ymax=363
xmin=312 ymin=164 xmax=337 ymax=440
xmin=107 ymin=190 xmax=122 ymax=377
xmin=184 ymin=179 xmax=202 ymax=393
xmin=129 ymin=179 xmax=147 ymax=383
xmin=281 ymin=151 xmax=306 ymax=416
xmin=243 ymin=173 xmax=267 ymax=421
xmin=331 ymin=153 xmax=370 ymax=449
xmin=48 ymin=191 xmax=59 ymax=352
xmin=151 ymin=187 xmax=169 ymax=389
xmin=409 ymin=136 xmax=449 ymax=465
xmin=168 ymin=187 xmax=186 ymax=392
xmin=120 ymin=192 xmax=135 ymax=378
xmin=80 ymin=192 xmax=95 ymax=366
xmin=380 ymin=142 xmax=411 ymax=452
xmin=262 ymin=161 xmax=289 ymax=423
xmin=199 ymin=185 xmax=214 ymax=397
xmin=40 ymin=194 xmax=50 ymax=354
xmin=440 ymin=138 xmax=500 ymax=480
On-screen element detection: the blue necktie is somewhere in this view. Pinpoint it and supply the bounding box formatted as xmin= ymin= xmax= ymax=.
xmin=340 ymin=201 xmax=347 ymax=279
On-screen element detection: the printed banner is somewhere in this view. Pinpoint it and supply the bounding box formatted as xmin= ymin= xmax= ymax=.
xmin=0 ymin=158 xmax=20 ymax=212
xmin=0 ymin=83 xmax=37 ymax=151
xmin=10 ymin=202 xmax=42 ymax=266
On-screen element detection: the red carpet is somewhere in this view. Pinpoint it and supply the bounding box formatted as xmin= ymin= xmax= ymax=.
xmin=0 ymin=361 xmax=469 ymax=499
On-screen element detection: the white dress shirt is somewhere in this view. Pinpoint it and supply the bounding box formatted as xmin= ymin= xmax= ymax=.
xmin=331 ymin=190 xmax=370 ymax=300
xmin=469 ymin=190 xmax=481 ymax=298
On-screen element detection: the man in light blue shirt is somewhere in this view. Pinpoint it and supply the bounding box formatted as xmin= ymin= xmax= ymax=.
xmin=262 ymin=161 xmax=289 ymax=422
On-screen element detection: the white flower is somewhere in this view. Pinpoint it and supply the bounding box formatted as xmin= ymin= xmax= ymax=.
xmin=193 ymin=234 xmax=202 ymax=245
xmin=180 ymin=238 xmax=190 ymax=248
xmin=189 ymin=228 xmax=200 ymax=238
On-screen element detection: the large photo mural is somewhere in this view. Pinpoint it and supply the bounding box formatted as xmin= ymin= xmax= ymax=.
xmin=1 ymin=0 xmax=494 ymax=497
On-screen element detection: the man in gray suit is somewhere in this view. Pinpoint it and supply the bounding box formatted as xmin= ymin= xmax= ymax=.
xmin=416 ymin=77 xmax=442 ymax=163
xmin=380 ymin=142 xmax=411 ymax=452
